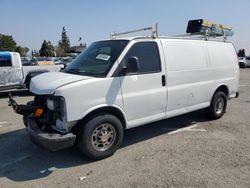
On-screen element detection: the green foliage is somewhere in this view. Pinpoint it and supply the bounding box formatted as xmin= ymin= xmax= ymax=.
xmin=0 ymin=34 xmax=17 ymax=51
xmin=16 ymin=46 xmax=29 ymax=56
xmin=31 ymin=50 xmax=39 ymax=57
xmin=0 ymin=33 xmax=29 ymax=56
xmin=39 ymin=40 xmax=55 ymax=57
xmin=57 ymin=26 xmax=70 ymax=57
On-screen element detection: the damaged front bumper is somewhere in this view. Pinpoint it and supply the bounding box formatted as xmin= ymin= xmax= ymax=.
xmin=9 ymin=93 xmax=76 ymax=151
xmin=27 ymin=117 xmax=76 ymax=151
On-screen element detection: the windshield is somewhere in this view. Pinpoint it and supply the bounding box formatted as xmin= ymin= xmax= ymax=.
xmin=65 ymin=40 xmax=129 ymax=77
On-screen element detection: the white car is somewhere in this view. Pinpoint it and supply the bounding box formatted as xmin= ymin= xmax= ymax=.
xmin=10 ymin=36 xmax=239 ymax=160
xmin=238 ymin=57 xmax=246 ymax=68
xmin=0 ymin=52 xmax=63 ymax=91
xmin=245 ymin=56 xmax=250 ymax=67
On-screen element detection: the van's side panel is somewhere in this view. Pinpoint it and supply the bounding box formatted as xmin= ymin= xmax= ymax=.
xmin=162 ymin=39 xmax=238 ymax=118
xmin=163 ymin=39 xmax=212 ymax=117
xmin=206 ymin=42 xmax=239 ymax=99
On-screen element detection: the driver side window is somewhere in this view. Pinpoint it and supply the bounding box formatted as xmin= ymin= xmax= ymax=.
xmin=121 ymin=41 xmax=161 ymax=74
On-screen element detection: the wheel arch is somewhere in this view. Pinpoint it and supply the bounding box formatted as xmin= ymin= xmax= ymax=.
xmin=24 ymin=71 xmax=48 ymax=88
xmin=71 ymin=105 xmax=127 ymax=134
xmin=211 ymin=84 xmax=229 ymax=102
xmin=24 ymin=70 xmax=49 ymax=83
xmin=215 ymin=84 xmax=229 ymax=96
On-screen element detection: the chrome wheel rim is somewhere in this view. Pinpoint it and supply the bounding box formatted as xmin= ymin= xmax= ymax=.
xmin=215 ymin=97 xmax=224 ymax=115
xmin=91 ymin=123 xmax=116 ymax=151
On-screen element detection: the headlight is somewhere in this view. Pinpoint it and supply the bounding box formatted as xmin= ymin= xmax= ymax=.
xmin=47 ymin=99 xmax=55 ymax=110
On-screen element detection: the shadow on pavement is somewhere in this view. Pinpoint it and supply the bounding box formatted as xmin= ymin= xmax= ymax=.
xmin=0 ymin=110 xmax=209 ymax=182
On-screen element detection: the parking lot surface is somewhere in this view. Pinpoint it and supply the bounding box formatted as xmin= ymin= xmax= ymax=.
xmin=0 ymin=70 xmax=250 ymax=188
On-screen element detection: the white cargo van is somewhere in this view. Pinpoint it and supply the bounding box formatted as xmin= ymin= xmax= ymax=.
xmin=9 ymin=22 xmax=239 ymax=160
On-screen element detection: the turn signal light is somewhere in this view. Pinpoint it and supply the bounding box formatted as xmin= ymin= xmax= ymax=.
xmin=34 ymin=108 xmax=44 ymax=117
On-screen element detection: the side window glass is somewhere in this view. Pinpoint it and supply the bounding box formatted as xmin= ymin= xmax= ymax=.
xmin=0 ymin=55 xmax=12 ymax=67
xmin=122 ymin=42 xmax=161 ymax=74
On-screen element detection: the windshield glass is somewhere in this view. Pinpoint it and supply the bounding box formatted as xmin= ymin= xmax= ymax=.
xmin=65 ymin=40 xmax=129 ymax=77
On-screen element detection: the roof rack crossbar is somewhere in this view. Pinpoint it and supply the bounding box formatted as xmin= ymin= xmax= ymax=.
xmin=110 ymin=24 xmax=158 ymax=39
xmin=109 ymin=19 xmax=233 ymax=42
xmin=172 ymin=29 xmax=230 ymax=42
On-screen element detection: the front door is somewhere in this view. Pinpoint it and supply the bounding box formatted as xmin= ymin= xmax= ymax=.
xmin=119 ymin=41 xmax=167 ymax=128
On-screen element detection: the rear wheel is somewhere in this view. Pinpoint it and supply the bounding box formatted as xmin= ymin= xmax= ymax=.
xmin=78 ymin=113 xmax=123 ymax=160
xmin=207 ymin=91 xmax=227 ymax=119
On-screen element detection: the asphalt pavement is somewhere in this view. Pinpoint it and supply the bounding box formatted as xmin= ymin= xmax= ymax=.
xmin=0 ymin=69 xmax=249 ymax=188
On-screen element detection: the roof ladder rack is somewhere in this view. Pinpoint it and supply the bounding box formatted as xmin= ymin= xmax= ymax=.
xmin=184 ymin=19 xmax=234 ymax=41
xmin=110 ymin=24 xmax=158 ymax=39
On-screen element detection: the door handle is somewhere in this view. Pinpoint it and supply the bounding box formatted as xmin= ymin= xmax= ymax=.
xmin=162 ymin=75 xmax=166 ymax=86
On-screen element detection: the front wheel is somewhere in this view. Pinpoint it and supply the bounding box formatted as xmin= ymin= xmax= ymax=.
xmin=78 ymin=113 xmax=124 ymax=160
xmin=207 ymin=91 xmax=227 ymax=119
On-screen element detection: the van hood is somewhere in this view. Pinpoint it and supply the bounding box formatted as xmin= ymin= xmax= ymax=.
xmin=30 ymin=72 xmax=91 ymax=95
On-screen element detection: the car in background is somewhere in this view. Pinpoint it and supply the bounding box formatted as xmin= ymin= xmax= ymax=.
xmin=50 ymin=57 xmax=62 ymax=65
xmin=22 ymin=58 xmax=39 ymax=66
xmin=238 ymin=57 xmax=247 ymax=68
xmin=0 ymin=52 xmax=63 ymax=90
xmin=58 ymin=57 xmax=75 ymax=68
xmin=245 ymin=56 xmax=250 ymax=67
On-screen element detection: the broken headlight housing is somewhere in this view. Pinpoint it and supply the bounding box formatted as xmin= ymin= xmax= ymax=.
xmin=46 ymin=99 xmax=55 ymax=111
xmin=46 ymin=97 xmax=63 ymax=111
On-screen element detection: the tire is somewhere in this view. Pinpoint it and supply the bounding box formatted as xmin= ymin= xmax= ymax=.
xmin=25 ymin=75 xmax=32 ymax=89
xmin=78 ymin=113 xmax=124 ymax=160
xmin=207 ymin=91 xmax=227 ymax=119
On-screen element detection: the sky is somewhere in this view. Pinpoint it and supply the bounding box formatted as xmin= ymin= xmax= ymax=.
xmin=0 ymin=0 xmax=250 ymax=54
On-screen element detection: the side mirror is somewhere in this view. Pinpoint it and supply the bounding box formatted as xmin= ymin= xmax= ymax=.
xmin=123 ymin=56 xmax=139 ymax=74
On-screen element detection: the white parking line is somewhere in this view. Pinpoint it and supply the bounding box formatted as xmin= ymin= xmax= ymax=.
xmin=167 ymin=124 xmax=206 ymax=135
xmin=40 ymin=166 xmax=59 ymax=174
xmin=0 ymin=122 xmax=7 ymax=128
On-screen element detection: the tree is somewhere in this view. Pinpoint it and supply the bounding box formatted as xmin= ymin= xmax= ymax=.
xmin=47 ymin=41 xmax=55 ymax=56
xmin=241 ymin=49 xmax=246 ymax=57
xmin=31 ymin=50 xmax=39 ymax=57
xmin=0 ymin=34 xmax=17 ymax=51
xmin=0 ymin=33 xmax=29 ymax=56
xmin=16 ymin=46 xmax=29 ymax=56
xmin=39 ymin=40 xmax=55 ymax=57
xmin=57 ymin=26 xmax=70 ymax=57
xmin=238 ymin=49 xmax=246 ymax=57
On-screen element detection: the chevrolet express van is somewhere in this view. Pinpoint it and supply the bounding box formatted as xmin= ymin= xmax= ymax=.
xmin=9 ymin=35 xmax=239 ymax=160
